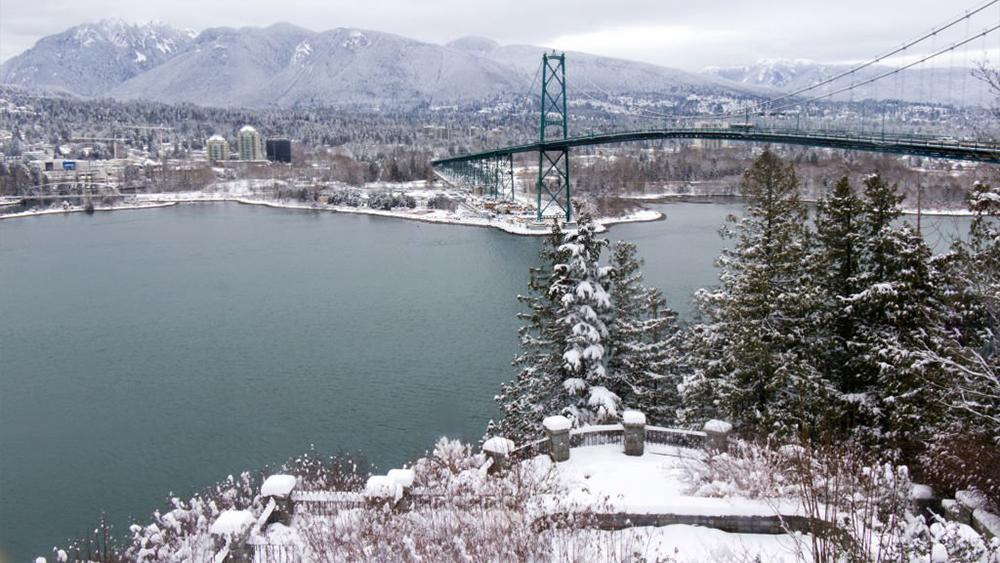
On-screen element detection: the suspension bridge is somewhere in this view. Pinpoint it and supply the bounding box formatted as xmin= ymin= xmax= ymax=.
xmin=432 ymin=2 xmax=1000 ymax=222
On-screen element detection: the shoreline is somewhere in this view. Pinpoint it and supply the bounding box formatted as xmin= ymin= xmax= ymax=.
xmin=0 ymin=195 xmax=665 ymax=235
xmin=621 ymin=192 xmax=976 ymax=217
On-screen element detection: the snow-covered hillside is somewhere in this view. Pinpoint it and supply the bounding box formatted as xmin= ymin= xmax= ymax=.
xmin=0 ymin=18 xmax=195 ymax=96
xmin=1 ymin=22 xmax=758 ymax=108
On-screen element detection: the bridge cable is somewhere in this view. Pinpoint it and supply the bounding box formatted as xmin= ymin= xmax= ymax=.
xmin=755 ymin=24 xmax=1000 ymax=118
xmin=598 ymin=0 xmax=1000 ymax=125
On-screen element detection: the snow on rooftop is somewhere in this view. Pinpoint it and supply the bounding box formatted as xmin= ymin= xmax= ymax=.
xmin=209 ymin=509 xmax=256 ymax=537
xmin=543 ymin=415 xmax=572 ymax=433
xmin=261 ymin=474 xmax=297 ymax=498
xmin=622 ymin=410 xmax=646 ymax=426
xmin=239 ymin=125 xmax=257 ymax=133
xmin=482 ymin=437 xmax=516 ymax=455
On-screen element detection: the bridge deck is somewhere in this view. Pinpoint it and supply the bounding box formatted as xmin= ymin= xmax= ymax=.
xmin=432 ymin=127 xmax=1000 ymax=165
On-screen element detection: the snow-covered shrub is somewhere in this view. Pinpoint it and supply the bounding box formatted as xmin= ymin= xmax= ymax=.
xmin=121 ymin=472 xmax=262 ymax=561
xmin=684 ymin=439 xmax=796 ymax=500
xmin=425 ymin=193 xmax=457 ymax=211
xmin=921 ymin=430 xmax=1000 ymax=512
xmin=367 ymin=191 xmax=416 ymax=210
xmin=280 ymin=447 xmax=370 ymax=492
xmin=688 ymin=440 xmax=1000 ymax=562
xmin=325 ymin=189 xmax=363 ymax=207
xmin=54 ymin=451 xmax=369 ymax=561
xmin=927 ymin=517 xmax=1000 ymax=561
xmin=299 ymin=439 xmax=571 ymax=561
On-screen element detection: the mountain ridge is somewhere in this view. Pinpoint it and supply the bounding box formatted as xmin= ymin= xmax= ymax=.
xmin=1 ymin=21 xmax=759 ymax=108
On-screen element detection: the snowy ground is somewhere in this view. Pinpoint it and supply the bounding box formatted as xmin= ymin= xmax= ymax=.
xmin=555 ymin=525 xmax=806 ymax=562
xmin=541 ymin=444 xmax=800 ymax=517
xmin=251 ymin=443 xmax=809 ymax=562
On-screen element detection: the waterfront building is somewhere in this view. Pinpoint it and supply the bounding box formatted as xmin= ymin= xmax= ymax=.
xmin=265 ymin=139 xmax=292 ymax=163
xmin=206 ymin=135 xmax=230 ymax=163
xmin=238 ymin=126 xmax=264 ymax=161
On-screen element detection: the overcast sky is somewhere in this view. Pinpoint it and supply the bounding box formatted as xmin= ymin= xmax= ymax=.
xmin=2 ymin=0 xmax=998 ymax=69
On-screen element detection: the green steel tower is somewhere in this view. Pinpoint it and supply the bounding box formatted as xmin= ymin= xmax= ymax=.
xmin=537 ymin=53 xmax=571 ymax=222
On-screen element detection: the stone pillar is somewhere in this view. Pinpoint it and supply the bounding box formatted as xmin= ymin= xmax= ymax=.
xmin=911 ymin=484 xmax=942 ymax=522
xmin=260 ymin=474 xmax=297 ymax=525
xmin=365 ymin=475 xmax=403 ymax=510
xmin=703 ymin=420 xmax=732 ymax=454
xmin=387 ymin=469 xmax=415 ymax=511
xmin=482 ymin=437 xmax=515 ymax=475
xmin=543 ymin=415 xmax=572 ymax=462
xmin=622 ymin=410 xmax=646 ymax=456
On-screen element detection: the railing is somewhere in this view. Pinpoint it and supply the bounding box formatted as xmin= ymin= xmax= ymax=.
xmin=289 ymin=490 xmax=366 ymax=515
xmin=249 ymin=543 xmax=302 ymax=563
xmin=646 ymin=425 xmax=707 ymax=449
xmin=509 ymin=437 xmax=549 ymax=462
xmin=570 ymin=424 xmax=624 ymax=447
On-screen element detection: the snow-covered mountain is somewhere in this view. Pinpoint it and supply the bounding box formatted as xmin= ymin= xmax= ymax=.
xmin=1 ymin=22 xmax=756 ymax=108
xmin=109 ymin=26 xmax=526 ymax=107
xmin=0 ymin=18 xmax=196 ymax=96
xmin=704 ymin=58 xmax=990 ymax=106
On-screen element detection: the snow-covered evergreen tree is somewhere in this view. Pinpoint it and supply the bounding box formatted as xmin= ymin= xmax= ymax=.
xmin=930 ymin=182 xmax=1000 ymax=442
xmin=490 ymin=226 xmax=569 ymax=442
xmin=682 ymin=149 xmax=827 ymax=436
xmin=552 ymin=214 xmax=617 ymax=426
xmin=606 ymin=241 xmax=682 ymax=425
xmin=492 ymin=214 xmax=616 ymax=440
xmin=810 ymin=176 xmax=872 ymax=434
xmin=849 ymin=173 xmax=955 ymax=450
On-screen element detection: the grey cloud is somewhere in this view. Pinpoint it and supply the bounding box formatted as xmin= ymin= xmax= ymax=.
xmin=1 ymin=0 xmax=992 ymax=69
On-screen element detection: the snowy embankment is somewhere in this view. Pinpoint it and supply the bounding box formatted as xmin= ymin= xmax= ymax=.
xmin=0 ymin=201 xmax=177 ymax=220
xmin=621 ymin=190 xmax=975 ymax=216
xmin=1 ymin=179 xmax=664 ymax=234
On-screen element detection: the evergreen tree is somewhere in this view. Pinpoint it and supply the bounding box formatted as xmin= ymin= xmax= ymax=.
xmin=850 ymin=173 xmax=954 ymax=451
xmin=929 ymin=182 xmax=1000 ymax=442
xmin=492 ymin=214 xmax=616 ymax=440
xmin=682 ymin=149 xmax=826 ymax=436
xmin=606 ymin=241 xmax=682 ymax=425
xmin=490 ymin=225 xmax=568 ymax=442
xmin=552 ymin=214 xmax=617 ymax=426
xmin=811 ymin=176 xmax=871 ymax=434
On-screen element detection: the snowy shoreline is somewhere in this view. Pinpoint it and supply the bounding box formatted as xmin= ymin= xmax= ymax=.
xmin=0 ymin=194 xmax=665 ymax=235
xmin=623 ymin=192 xmax=976 ymax=217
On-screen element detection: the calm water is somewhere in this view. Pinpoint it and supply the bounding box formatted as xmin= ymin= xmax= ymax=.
xmin=0 ymin=201 xmax=970 ymax=559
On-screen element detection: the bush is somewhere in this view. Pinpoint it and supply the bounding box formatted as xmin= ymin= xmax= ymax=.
xmin=426 ymin=193 xmax=458 ymax=212
xmin=326 ymin=189 xmax=363 ymax=207
xmin=367 ymin=191 xmax=416 ymax=211
xmin=921 ymin=431 xmax=1000 ymax=511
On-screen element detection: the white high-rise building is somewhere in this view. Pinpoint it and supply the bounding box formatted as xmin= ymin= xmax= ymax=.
xmin=237 ymin=126 xmax=264 ymax=161
xmin=206 ymin=135 xmax=229 ymax=163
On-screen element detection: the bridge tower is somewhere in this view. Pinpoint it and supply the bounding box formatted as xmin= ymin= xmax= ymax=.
xmin=537 ymin=53 xmax=571 ymax=222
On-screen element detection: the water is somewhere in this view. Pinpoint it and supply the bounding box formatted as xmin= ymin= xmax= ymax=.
xmin=0 ymin=201 xmax=970 ymax=560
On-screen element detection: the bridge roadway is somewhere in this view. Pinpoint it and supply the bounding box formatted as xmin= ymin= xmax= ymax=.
xmin=431 ymin=127 xmax=1000 ymax=166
